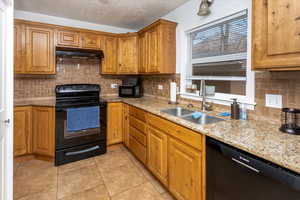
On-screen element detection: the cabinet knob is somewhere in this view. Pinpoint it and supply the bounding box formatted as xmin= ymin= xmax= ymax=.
xmin=296 ymin=16 xmax=300 ymax=21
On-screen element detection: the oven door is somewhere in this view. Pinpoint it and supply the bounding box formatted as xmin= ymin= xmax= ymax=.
xmin=55 ymin=102 xmax=107 ymax=150
xmin=119 ymin=86 xmax=135 ymax=97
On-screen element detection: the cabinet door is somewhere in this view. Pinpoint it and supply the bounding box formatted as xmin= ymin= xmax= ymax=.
xmin=107 ymin=103 xmax=123 ymax=145
xmin=101 ymin=36 xmax=118 ymax=74
xmin=57 ymin=29 xmax=80 ymax=47
xmin=14 ymin=107 xmax=32 ymax=157
xmin=14 ymin=24 xmax=25 ymax=73
xmin=168 ymin=137 xmax=202 ymax=200
xmin=26 ymin=26 xmax=55 ymax=74
xmin=253 ymin=0 xmax=300 ymax=70
xmin=139 ymin=32 xmax=148 ymax=73
xmin=123 ymin=104 xmax=129 ymax=147
xmin=147 ymin=27 xmax=160 ymax=73
xmin=32 ymin=107 xmax=55 ymax=157
xmin=147 ymin=126 xmax=168 ymax=185
xmin=118 ymin=35 xmax=138 ymax=74
xmin=82 ymin=33 xmax=100 ymax=49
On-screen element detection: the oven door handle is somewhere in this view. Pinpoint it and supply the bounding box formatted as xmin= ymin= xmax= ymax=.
xmin=65 ymin=145 xmax=100 ymax=156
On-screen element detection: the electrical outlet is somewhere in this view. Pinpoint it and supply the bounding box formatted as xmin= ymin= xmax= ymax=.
xmin=111 ymin=83 xmax=118 ymax=89
xmin=158 ymin=85 xmax=163 ymax=90
xmin=265 ymin=94 xmax=282 ymax=108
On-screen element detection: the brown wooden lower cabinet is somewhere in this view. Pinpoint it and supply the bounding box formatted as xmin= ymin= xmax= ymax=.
xmin=14 ymin=106 xmax=32 ymax=156
xmin=13 ymin=106 xmax=55 ymax=160
xmin=107 ymin=103 xmax=123 ymax=145
xmin=129 ymin=135 xmax=147 ymax=164
xmin=147 ymin=126 xmax=168 ymax=186
xmin=168 ymin=137 xmax=202 ymax=200
xmin=126 ymin=105 xmax=204 ymax=200
xmin=123 ymin=103 xmax=129 ymax=147
xmin=32 ymin=106 xmax=55 ymax=158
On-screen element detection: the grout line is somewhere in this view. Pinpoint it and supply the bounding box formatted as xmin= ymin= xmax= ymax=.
xmin=94 ymin=157 xmax=112 ymax=199
xmin=109 ymin=181 xmax=149 ymax=199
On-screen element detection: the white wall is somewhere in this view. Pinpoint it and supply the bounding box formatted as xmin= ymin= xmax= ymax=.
xmin=14 ymin=10 xmax=136 ymax=33
xmin=162 ymin=0 xmax=252 ymax=73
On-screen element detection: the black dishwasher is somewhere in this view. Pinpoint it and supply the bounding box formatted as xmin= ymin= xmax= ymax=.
xmin=206 ymin=137 xmax=300 ymax=200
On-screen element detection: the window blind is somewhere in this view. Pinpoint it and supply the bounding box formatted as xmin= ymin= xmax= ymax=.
xmin=191 ymin=12 xmax=248 ymax=59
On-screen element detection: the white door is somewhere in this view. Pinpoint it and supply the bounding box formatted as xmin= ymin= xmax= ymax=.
xmin=0 ymin=0 xmax=14 ymax=199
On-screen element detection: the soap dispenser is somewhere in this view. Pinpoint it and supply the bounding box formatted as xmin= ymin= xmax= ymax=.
xmin=231 ymin=99 xmax=240 ymax=120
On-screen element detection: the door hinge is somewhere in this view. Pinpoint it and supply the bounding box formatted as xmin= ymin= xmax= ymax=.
xmin=3 ymin=119 xmax=10 ymax=124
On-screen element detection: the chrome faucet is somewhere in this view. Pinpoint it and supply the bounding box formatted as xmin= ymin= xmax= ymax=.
xmin=200 ymin=80 xmax=213 ymax=112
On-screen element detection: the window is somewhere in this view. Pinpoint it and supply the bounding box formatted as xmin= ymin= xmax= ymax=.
xmin=183 ymin=10 xmax=255 ymax=107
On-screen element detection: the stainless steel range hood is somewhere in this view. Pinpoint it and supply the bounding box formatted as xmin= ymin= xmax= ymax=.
xmin=56 ymin=47 xmax=104 ymax=59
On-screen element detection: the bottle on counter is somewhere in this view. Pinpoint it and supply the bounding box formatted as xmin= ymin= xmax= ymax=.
xmin=231 ymin=98 xmax=240 ymax=120
xmin=240 ymin=103 xmax=248 ymax=120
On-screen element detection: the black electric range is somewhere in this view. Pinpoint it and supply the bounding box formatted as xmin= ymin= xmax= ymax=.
xmin=55 ymin=84 xmax=107 ymax=166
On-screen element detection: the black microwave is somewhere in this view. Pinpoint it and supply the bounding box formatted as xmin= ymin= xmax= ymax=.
xmin=118 ymin=78 xmax=143 ymax=98
xmin=119 ymin=85 xmax=142 ymax=98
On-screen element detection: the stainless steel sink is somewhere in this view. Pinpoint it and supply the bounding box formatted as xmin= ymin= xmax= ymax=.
xmin=161 ymin=107 xmax=194 ymax=117
xmin=161 ymin=108 xmax=225 ymax=125
xmin=182 ymin=113 xmax=224 ymax=125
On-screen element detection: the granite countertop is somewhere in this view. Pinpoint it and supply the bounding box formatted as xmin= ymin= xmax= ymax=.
xmin=121 ymin=97 xmax=300 ymax=174
xmin=14 ymin=98 xmax=56 ymax=107
xmin=14 ymin=96 xmax=300 ymax=174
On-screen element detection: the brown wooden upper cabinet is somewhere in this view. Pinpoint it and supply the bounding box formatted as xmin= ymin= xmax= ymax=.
xmin=26 ymin=25 xmax=56 ymax=74
xmin=138 ymin=19 xmax=177 ymax=74
xmin=101 ymin=36 xmax=118 ymax=74
xmin=81 ymin=32 xmax=101 ymax=49
xmin=252 ymin=0 xmax=300 ymax=71
xmin=14 ymin=19 xmax=177 ymax=75
xmin=14 ymin=24 xmax=25 ymax=73
xmin=14 ymin=21 xmax=56 ymax=74
xmin=57 ymin=29 xmax=81 ymax=47
xmin=117 ymin=34 xmax=139 ymax=74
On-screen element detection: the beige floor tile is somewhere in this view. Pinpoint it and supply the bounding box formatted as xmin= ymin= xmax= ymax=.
xmin=15 ymin=159 xmax=55 ymax=178
xmin=161 ymin=192 xmax=175 ymax=200
xmin=101 ymin=163 xmax=147 ymax=196
xmin=124 ymin=148 xmax=167 ymax=194
xmin=149 ymin=176 xmax=167 ymax=194
xmin=57 ymin=165 xmax=103 ymax=199
xmin=94 ymin=150 xmax=132 ymax=172
xmin=111 ymin=182 xmax=164 ymax=200
xmin=58 ymin=157 xmax=96 ymax=174
xmin=107 ymin=144 xmax=125 ymax=153
xmin=59 ymin=184 xmax=110 ymax=200
xmin=14 ymin=160 xmax=57 ymax=199
xmin=16 ymin=187 xmax=57 ymax=200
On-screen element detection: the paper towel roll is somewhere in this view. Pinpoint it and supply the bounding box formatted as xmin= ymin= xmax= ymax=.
xmin=170 ymin=82 xmax=177 ymax=103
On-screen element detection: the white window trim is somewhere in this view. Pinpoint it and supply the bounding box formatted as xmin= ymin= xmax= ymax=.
xmin=180 ymin=9 xmax=256 ymax=110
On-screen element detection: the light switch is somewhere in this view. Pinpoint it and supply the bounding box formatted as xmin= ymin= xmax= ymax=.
xmin=265 ymin=94 xmax=282 ymax=108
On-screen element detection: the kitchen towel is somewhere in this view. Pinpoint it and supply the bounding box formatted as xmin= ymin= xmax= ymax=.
xmin=170 ymin=82 xmax=177 ymax=103
xmin=67 ymin=106 xmax=100 ymax=132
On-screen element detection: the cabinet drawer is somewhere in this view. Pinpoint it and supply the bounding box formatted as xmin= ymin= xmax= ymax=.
xmin=129 ymin=116 xmax=147 ymax=133
xmin=129 ymin=106 xmax=146 ymax=122
xmin=148 ymin=113 xmax=202 ymax=151
xmin=129 ymin=136 xmax=146 ymax=164
xmin=129 ymin=126 xmax=146 ymax=146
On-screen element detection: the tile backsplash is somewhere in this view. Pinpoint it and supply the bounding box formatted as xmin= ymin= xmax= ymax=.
xmin=141 ymin=71 xmax=300 ymax=122
xmin=14 ymin=59 xmax=121 ymax=99
xmin=15 ymin=60 xmax=300 ymax=122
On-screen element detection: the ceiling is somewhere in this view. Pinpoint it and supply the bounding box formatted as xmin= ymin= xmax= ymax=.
xmin=14 ymin=0 xmax=190 ymax=30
